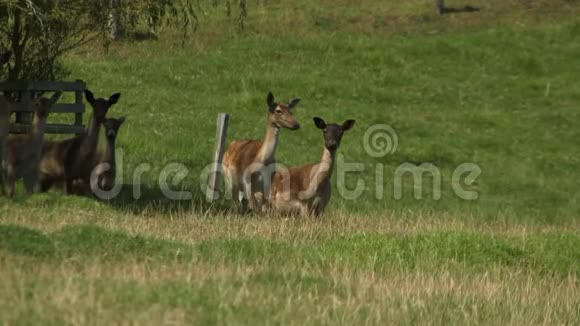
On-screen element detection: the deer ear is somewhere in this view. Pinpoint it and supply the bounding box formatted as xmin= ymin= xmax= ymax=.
xmin=342 ymin=119 xmax=355 ymax=131
xmin=267 ymin=92 xmax=276 ymax=110
xmin=313 ymin=117 xmax=326 ymax=129
xmin=108 ymin=93 xmax=121 ymax=106
xmin=84 ymin=89 xmax=95 ymax=105
xmin=288 ymin=98 xmax=301 ymax=109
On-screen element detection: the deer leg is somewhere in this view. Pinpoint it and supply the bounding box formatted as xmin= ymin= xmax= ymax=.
xmin=239 ymin=181 xmax=251 ymax=214
xmin=230 ymin=183 xmax=244 ymax=213
xmin=6 ymin=171 xmax=15 ymax=198
xmin=242 ymin=172 xmax=257 ymax=211
xmin=0 ymin=151 xmax=4 ymax=196
xmin=63 ymin=175 xmax=74 ymax=195
xmin=39 ymin=175 xmax=55 ymax=193
xmin=300 ymin=205 xmax=312 ymax=218
xmin=23 ymin=172 xmax=38 ymax=194
xmin=0 ymin=170 xmax=5 ymax=196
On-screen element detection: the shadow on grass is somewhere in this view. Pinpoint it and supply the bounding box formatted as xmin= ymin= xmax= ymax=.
xmin=439 ymin=5 xmax=481 ymax=15
xmin=100 ymin=183 xmax=235 ymax=216
xmin=25 ymin=181 xmax=238 ymax=216
xmin=0 ymin=225 xmax=56 ymax=258
xmin=52 ymin=224 xmax=195 ymax=262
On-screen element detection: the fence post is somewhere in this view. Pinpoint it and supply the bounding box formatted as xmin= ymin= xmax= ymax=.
xmin=206 ymin=113 xmax=229 ymax=202
xmin=434 ymin=0 xmax=445 ymax=14
xmin=74 ymin=79 xmax=85 ymax=135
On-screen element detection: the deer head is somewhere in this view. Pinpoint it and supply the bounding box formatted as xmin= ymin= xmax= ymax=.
xmin=33 ymin=91 xmax=62 ymax=122
xmin=313 ymin=117 xmax=355 ymax=151
xmin=267 ymin=92 xmax=301 ymax=130
xmin=84 ymin=89 xmax=121 ymax=122
xmin=103 ymin=116 xmax=126 ymax=139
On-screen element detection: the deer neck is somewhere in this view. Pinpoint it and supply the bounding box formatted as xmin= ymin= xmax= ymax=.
xmin=30 ymin=115 xmax=46 ymax=144
xmin=102 ymin=136 xmax=116 ymax=166
xmin=257 ymin=122 xmax=279 ymax=163
xmin=315 ymin=146 xmax=336 ymax=184
xmin=83 ymin=114 xmax=102 ymax=152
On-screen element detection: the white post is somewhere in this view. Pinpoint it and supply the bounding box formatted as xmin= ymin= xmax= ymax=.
xmin=206 ymin=113 xmax=229 ymax=202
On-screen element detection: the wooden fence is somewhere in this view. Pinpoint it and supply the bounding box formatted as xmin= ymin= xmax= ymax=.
xmin=0 ymin=80 xmax=86 ymax=135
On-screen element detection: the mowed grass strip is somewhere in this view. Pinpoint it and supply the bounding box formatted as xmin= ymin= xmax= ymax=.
xmin=1 ymin=224 xmax=579 ymax=325
xmin=1 ymin=224 xmax=578 ymax=275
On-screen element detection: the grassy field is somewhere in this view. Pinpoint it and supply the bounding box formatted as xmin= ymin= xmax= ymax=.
xmin=2 ymin=0 xmax=580 ymax=324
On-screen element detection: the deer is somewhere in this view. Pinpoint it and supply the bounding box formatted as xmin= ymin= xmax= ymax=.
xmin=0 ymin=95 xmax=9 ymax=195
xmin=2 ymin=92 xmax=62 ymax=197
xmin=89 ymin=116 xmax=125 ymax=195
xmin=39 ymin=90 xmax=120 ymax=194
xmin=267 ymin=117 xmax=355 ymax=217
xmin=222 ymin=92 xmax=301 ymax=213
xmin=0 ymin=51 xmax=12 ymax=195
xmin=0 ymin=95 xmax=10 ymax=197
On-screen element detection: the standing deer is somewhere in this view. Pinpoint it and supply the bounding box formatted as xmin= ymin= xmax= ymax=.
xmin=268 ymin=117 xmax=355 ymax=217
xmin=0 ymin=51 xmax=12 ymax=195
xmin=0 ymin=95 xmax=9 ymax=195
xmin=2 ymin=92 xmax=62 ymax=197
xmin=223 ymin=92 xmax=301 ymax=212
xmin=39 ymin=90 xmax=120 ymax=194
xmin=90 ymin=116 xmax=125 ymax=194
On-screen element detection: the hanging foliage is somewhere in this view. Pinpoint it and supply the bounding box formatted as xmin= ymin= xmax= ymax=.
xmin=0 ymin=0 xmax=250 ymax=81
xmin=109 ymin=0 xmax=249 ymax=41
xmin=0 ymin=0 xmax=111 ymax=81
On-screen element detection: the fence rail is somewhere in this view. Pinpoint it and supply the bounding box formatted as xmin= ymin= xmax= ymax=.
xmin=0 ymin=80 xmax=86 ymax=135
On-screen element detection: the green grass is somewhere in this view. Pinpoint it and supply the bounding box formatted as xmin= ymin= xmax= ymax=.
xmin=3 ymin=223 xmax=580 ymax=275
xmin=2 ymin=0 xmax=580 ymax=324
xmin=1 ymin=221 xmax=579 ymax=324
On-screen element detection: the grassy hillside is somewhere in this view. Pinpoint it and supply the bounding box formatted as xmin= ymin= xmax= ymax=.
xmin=49 ymin=0 xmax=580 ymax=222
xmin=1 ymin=0 xmax=580 ymax=324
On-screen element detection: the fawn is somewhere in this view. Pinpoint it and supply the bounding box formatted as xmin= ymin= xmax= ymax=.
xmin=2 ymin=92 xmax=62 ymax=197
xmin=223 ymin=92 xmax=301 ymax=212
xmin=89 ymin=116 xmax=125 ymax=194
xmin=268 ymin=117 xmax=355 ymax=217
xmin=0 ymin=51 xmax=11 ymax=195
xmin=39 ymin=90 xmax=120 ymax=194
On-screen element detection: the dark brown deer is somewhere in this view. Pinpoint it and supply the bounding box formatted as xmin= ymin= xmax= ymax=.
xmin=90 ymin=116 xmax=125 ymax=194
xmin=0 ymin=95 xmax=9 ymax=195
xmin=0 ymin=51 xmax=11 ymax=195
xmin=268 ymin=117 xmax=355 ymax=217
xmin=39 ymin=90 xmax=120 ymax=194
xmin=2 ymin=92 xmax=62 ymax=197
xmin=222 ymin=92 xmax=301 ymax=212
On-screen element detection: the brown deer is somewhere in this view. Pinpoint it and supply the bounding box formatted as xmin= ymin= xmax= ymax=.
xmin=39 ymin=90 xmax=120 ymax=194
xmin=268 ymin=117 xmax=355 ymax=217
xmin=223 ymin=92 xmax=301 ymax=212
xmin=0 ymin=94 xmax=10 ymax=196
xmin=89 ymin=116 xmax=125 ymax=194
xmin=0 ymin=51 xmax=11 ymax=195
xmin=2 ymin=92 xmax=62 ymax=197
